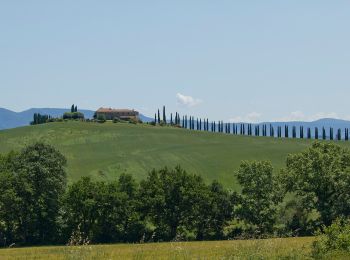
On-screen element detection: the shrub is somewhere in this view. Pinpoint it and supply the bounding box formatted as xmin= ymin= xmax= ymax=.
xmin=312 ymin=218 xmax=350 ymax=258
xmin=97 ymin=114 xmax=106 ymax=123
xmin=113 ymin=117 xmax=121 ymax=123
xmin=63 ymin=112 xmax=85 ymax=120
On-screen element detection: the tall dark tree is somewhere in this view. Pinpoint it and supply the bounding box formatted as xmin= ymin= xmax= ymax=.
xmin=300 ymin=126 xmax=304 ymax=139
xmin=71 ymin=104 xmax=75 ymax=113
xmin=330 ymin=128 xmax=334 ymax=140
xmin=337 ymin=129 xmax=341 ymax=141
xmin=163 ymin=106 xmax=166 ymax=124
xmin=292 ymin=126 xmax=297 ymax=138
xmin=158 ymin=109 xmax=161 ymax=124
xmin=285 ymin=125 xmax=289 ymax=138
xmin=307 ymin=128 xmax=311 ymax=139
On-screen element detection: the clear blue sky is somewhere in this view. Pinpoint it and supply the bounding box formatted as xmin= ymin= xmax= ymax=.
xmin=1 ymin=1 xmax=349 ymax=122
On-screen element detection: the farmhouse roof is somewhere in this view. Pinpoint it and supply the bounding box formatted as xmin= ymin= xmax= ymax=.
xmin=96 ymin=107 xmax=138 ymax=113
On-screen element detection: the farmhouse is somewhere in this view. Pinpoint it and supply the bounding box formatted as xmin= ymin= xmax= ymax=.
xmin=96 ymin=108 xmax=139 ymax=121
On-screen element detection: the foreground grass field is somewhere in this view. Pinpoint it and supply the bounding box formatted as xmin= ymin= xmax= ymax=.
xmin=0 ymin=237 xmax=317 ymax=260
xmin=1 ymin=121 xmax=349 ymax=189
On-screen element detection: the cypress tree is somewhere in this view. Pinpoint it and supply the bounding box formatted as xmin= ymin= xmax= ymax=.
xmin=284 ymin=125 xmax=289 ymax=138
xmin=330 ymin=128 xmax=334 ymax=140
xmin=300 ymin=126 xmax=304 ymax=139
xmin=270 ymin=124 xmax=273 ymax=137
xmin=315 ymin=127 xmax=319 ymax=140
xmin=154 ymin=113 xmax=157 ymax=124
xmin=163 ymin=106 xmax=166 ymax=124
xmin=307 ymin=128 xmax=311 ymax=139
xmin=75 ymin=105 xmax=78 ymax=112
xmin=292 ymin=126 xmax=296 ymax=138
xmin=337 ymin=129 xmax=341 ymax=141
xmin=71 ymin=104 xmax=74 ymax=113
xmin=322 ymin=127 xmax=326 ymax=140
xmin=346 ymin=128 xmax=349 ymax=141
xmin=158 ymin=109 xmax=161 ymax=124
xmin=170 ymin=113 xmax=173 ymax=125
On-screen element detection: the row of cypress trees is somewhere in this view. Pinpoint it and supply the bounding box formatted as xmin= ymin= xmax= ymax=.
xmin=154 ymin=107 xmax=349 ymax=141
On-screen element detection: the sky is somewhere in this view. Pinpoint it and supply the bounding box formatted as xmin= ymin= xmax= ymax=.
xmin=1 ymin=1 xmax=350 ymax=122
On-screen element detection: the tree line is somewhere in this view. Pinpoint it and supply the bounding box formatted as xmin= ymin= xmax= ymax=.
xmin=1 ymin=142 xmax=350 ymax=247
xmin=154 ymin=106 xmax=350 ymax=141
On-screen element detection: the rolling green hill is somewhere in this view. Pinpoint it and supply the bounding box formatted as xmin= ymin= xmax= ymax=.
xmin=1 ymin=121 xmax=348 ymax=189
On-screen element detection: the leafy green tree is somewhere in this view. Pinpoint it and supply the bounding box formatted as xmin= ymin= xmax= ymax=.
xmin=63 ymin=175 xmax=144 ymax=243
xmin=280 ymin=142 xmax=350 ymax=226
xmin=138 ymin=167 xmax=209 ymax=241
xmin=0 ymin=143 xmax=67 ymax=245
xmin=195 ymin=181 xmax=233 ymax=240
xmin=235 ymin=161 xmax=283 ymax=235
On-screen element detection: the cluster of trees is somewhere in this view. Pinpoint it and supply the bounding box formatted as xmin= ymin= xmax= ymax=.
xmin=30 ymin=113 xmax=52 ymax=125
xmin=1 ymin=142 xmax=350 ymax=247
xmin=63 ymin=104 xmax=84 ymax=120
xmin=153 ymin=107 xmax=349 ymax=142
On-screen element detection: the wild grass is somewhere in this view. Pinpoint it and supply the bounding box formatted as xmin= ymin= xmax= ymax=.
xmin=0 ymin=237 xmax=316 ymax=260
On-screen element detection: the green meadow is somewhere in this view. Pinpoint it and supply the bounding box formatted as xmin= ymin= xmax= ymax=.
xmin=1 ymin=121 xmax=349 ymax=189
xmin=0 ymin=237 xmax=317 ymax=260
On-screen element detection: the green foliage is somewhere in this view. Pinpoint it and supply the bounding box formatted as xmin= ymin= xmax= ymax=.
xmin=280 ymin=142 xmax=350 ymax=226
xmin=62 ymin=174 xmax=144 ymax=244
xmin=312 ymin=218 xmax=350 ymax=258
xmin=138 ymin=167 xmax=233 ymax=241
xmin=235 ymin=161 xmax=283 ymax=236
xmin=112 ymin=117 xmax=122 ymax=123
xmin=96 ymin=113 xmax=106 ymax=123
xmin=63 ymin=112 xmax=84 ymax=120
xmin=0 ymin=143 xmax=67 ymax=246
xmin=3 ymin=125 xmax=350 ymax=248
xmin=31 ymin=113 xmax=50 ymax=125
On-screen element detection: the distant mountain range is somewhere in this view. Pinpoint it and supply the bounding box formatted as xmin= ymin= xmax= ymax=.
xmin=0 ymin=108 xmax=153 ymax=130
xmin=1 ymin=107 xmax=350 ymax=132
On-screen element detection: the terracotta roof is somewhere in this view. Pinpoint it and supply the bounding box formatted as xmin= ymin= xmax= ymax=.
xmin=96 ymin=108 xmax=138 ymax=113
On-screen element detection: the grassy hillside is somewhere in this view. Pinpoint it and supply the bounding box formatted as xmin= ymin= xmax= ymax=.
xmin=1 ymin=121 xmax=348 ymax=189
xmin=0 ymin=237 xmax=316 ymax=259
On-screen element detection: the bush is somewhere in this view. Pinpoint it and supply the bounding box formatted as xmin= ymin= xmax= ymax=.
xmin=312 ymin=218 xmax=350 ymax=258
xmin=113 ymin=117 xmax=121 ymax=123
xmin=63 ymin=112 xmax=85 ymax=120
xmin=97 ymin=114 xmax=106 ymax=123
